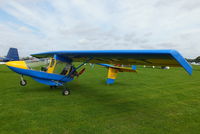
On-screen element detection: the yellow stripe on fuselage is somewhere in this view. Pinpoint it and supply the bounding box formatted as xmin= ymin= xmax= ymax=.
xmin=6 ymin=61 xmax=28 ymax=69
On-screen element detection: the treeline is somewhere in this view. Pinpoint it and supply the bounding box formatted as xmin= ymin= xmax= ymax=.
xmin=186 ymin=56 xmax=200 ymax=63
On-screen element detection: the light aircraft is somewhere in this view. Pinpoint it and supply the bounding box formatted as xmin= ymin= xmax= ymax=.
xmin=6 ymin=50 xmax=192 ymax=95
xmin=0 ymin=48 xmax=19 ymax=62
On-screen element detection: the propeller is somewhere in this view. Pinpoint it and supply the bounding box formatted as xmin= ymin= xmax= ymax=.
xmin=76 ymin=68 xmax=86 ymax=78
xmin=114 ymin=64 xmax=121 ymax=67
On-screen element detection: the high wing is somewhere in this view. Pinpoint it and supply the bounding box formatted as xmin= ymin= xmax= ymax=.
xmin=31 ymin=50 xmax=192 ymax=75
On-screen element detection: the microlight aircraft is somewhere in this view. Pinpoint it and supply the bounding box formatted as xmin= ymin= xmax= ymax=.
xmin=6 ymin=50 xmax=192 ymax=95
xmin=0 ymin=48 xmax=19 ymax=62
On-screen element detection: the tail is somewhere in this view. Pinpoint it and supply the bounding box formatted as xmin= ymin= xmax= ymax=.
xmin=98 ymin=64 xmax=137 ymax=84
xmin=6 ymin=48 xmax=19 ymax=61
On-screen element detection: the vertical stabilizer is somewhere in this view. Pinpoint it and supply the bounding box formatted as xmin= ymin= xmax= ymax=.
xmin=6 ymin=48 xmax=19 ymax=61
xmin=106 ymin=67 xmax=118 ymax=84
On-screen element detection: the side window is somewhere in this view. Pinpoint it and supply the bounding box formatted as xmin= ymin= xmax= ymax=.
xmin=54 ymin=61 xmax=67 ymax=74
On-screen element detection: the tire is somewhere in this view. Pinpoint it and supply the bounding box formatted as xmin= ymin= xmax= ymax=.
xmin=20 ymin=80 xmax=27 ymax=86
xmin=62 ymin=89 xmax=70 ymax=96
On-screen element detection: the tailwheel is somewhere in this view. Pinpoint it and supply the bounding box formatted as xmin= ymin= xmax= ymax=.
xmin=62 ymin=88 xmax=70 ymax=96
xmin=20 ymin=80 xmax=27 ymax=86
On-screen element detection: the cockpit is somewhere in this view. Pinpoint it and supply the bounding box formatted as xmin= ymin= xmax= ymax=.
xmin=26 ymin=58 xmax=76 ymax=76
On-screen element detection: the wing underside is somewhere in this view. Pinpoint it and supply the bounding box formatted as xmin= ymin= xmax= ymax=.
xmin=31 ymin=50 xmax=192 ymax=75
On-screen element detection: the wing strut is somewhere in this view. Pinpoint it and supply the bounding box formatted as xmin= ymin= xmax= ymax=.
xmin=75 ymin=57 xmax=93 ymax=70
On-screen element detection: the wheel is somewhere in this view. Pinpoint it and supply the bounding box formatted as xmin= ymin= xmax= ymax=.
xmin=62 ymin=89 xmax=70 ymax=96
xmin=20 ymin=80 xmax=27 ymax=86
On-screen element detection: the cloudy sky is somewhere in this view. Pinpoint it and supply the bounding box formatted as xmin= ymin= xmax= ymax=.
xmin=0 ymin=0 xmax=200 ymax=58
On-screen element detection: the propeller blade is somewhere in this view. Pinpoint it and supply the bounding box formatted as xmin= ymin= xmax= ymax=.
xmin=78 ymin=68 xmax=86 ymax=76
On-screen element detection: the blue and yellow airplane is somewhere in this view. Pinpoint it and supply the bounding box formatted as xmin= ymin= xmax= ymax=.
xmin=0 ymin=48 xmax=19 ymax=62
xmin=6 ymin=50 xmax=192 ymax=95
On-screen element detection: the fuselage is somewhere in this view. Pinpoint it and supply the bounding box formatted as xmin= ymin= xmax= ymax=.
xmin=6 ymin=60 xmax=74 ymax=86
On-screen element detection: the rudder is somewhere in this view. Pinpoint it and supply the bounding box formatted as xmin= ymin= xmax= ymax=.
xmin=106 ymin=67 xmax=118 ymax=84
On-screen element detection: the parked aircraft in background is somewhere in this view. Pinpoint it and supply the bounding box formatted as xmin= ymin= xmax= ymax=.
xmin=0 ymin=48 xmax=19 ymax=62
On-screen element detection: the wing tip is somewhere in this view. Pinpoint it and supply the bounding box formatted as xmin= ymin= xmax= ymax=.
xmin=169 ymin=49 xmax=193 ymax=75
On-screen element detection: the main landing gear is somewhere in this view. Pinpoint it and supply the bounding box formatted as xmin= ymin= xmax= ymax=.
xmin=49 ymin=86 xmax=70 ymax=96
xmin=62 ymin=88 xmax=70 ymax=96
xmin=20 ymin=75 xmax=27 ymax=86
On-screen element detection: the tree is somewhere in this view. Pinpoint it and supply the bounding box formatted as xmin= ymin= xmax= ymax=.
xmin=195 ymin=56 xmax=200 ymax=63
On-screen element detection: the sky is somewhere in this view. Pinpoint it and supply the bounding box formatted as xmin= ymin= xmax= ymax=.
xmin=0 ymin=0 xmax=200 ymax=58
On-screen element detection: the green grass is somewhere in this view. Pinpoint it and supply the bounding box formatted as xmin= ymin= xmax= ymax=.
xmin=0 ymin=64 xmax=200 ymax=134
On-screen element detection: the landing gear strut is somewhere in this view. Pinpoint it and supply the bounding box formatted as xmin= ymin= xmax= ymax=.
xmin=20 ymin=75 xmax=27 ymax=86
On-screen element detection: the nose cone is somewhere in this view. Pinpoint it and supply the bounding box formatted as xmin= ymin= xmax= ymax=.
xmin=6 ymin=61 xmax=28 ymax=69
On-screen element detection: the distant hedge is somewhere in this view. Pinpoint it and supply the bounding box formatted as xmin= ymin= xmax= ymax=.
xmin=186 ymin=56 xmax=200 ymax=63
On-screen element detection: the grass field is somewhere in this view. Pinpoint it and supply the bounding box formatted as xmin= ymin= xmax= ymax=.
xmin=0 ymin=64 xmax=200 ymax=134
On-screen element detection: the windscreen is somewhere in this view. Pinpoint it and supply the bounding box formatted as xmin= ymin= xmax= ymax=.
xmin=25 ymin=58 xmax=72 ymax=75
xmin=25 ymin=59 xmax=49 ymax=70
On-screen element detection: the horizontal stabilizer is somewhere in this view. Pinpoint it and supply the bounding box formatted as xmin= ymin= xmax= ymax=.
xmin=98 ymin=63 xmax=137 ymax=73
xmin=100 ymin=64 xmax=137 ymax=84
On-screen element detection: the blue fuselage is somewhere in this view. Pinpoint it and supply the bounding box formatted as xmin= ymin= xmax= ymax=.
xmin=7 ymin=66 xmax=74 ymax=86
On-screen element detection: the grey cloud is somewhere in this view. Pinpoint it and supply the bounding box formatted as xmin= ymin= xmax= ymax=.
xmin=156 ymin=43 xmax=176 ymax=48
xmin=143 ymin=32 xmax=153 ymax=37
xmin=181 ymin=0 xmax=200 ymax=11
xmin=139 ymin=45 xmax=157 ymax=49
xmin=0 ymin=0 xmax=200 ymax=58
xmin=154 ymin=0 xmax=181 ymax=8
